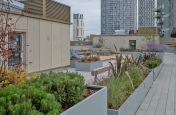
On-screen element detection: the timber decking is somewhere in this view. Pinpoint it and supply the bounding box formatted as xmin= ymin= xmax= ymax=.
xmin=136 ymin=53 xmax=176 ymax=115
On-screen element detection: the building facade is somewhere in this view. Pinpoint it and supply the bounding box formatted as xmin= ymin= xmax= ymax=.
xmin=170 ymin=0 xmax=176 ymax=37
xmin=157 ymin=0 xmax=174 ymax=38
xmin=138 ymin=0 xmax=157 ymax=28
xmin=91 ymin=35 xmax=160 ymax=52
xmin=101 ymin=0 xmax=137 ymax=35
xmin=73 ymin=13 xmax=84 ymax=40
xmin=1 ymin=0 xmax=71 ymax=73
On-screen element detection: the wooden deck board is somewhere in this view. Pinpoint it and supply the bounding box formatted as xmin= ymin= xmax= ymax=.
xmin=165 ymin=66 xmax=175 ymax=115
xmin=136 ymin=67 xmax=166 ymax=115
xmin=136 ymin=53 xmax=176 ymax=115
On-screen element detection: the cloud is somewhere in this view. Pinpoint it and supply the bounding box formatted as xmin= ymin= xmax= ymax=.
xmin=57 ymin=0 xmax=100 ymax=38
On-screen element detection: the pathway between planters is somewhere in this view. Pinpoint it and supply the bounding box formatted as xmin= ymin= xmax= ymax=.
xmin=136 ymin=53 xmax=176 ymax=115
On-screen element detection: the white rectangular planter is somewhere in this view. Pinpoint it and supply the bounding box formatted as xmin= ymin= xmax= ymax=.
xmin=61 ymin=86 xmax=107 ymax=115
xmin=70 ymin=60 xmax=78 ymax=68
xmin=108 ymin=64 xmax=163 ymax=115
xmin=153 ymin=63 xmax=163 ymax=80
xmin=75 ymin=61 xmax=103 ymax=72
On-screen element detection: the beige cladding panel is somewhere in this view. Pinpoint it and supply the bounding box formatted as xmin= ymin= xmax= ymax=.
xmin=39 ymin=20 xmax=52 ymax=71
xmin=61 ymin=24 xmax=70 ymax=66
xmin=13 ymin=14 xmax=70 ymax=72
xmin=10 ymin=15 xmax=27 ymax=31
xmin=51 ymin=22 xmax=62 ymax=68
xmin=27 ymin=18 xmax=40 ymax=73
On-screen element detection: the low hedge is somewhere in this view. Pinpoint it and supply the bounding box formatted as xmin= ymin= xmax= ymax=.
xmin=144 ymin=58 xmax=162 ymax=69
xmin=0 ymin=72 xmax=85 ymax=114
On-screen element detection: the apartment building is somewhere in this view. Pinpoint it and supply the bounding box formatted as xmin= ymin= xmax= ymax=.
xmin=157 ymin=0 xmax=173 ymax=38
xmin=138 ymin=0 xmax=157 ymax=27
xmin=73 ymin=13 xmax=84 ymax=40
xmin=101 ymin=0 xmax=137 ymax=35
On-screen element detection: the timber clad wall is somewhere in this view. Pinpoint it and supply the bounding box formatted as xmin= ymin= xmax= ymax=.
xmin=46 ymin=0 xmax=70 ymax=22
xmin=24 ymin=0 xmax=43 ymax=16
xmin=23 ymin=0 xmax=70 ymax=23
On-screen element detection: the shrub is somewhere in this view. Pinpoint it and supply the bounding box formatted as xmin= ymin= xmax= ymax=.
xmin=0 ymin=72 xmax=85 ymax=114
xmin=0 ymin=85 xmax=61 ymax=114
xmin=80 ymin=55 xmax=100 ymax=63
xmin=26 ymin=72 xmax=85 ymax=110
xmin=144 ymin=58 xmax=162 ymax=69
xmin=0 ymin=67 xmax=26 ymax=88
xmin=99 ymin=65 xmax=144 ymax=109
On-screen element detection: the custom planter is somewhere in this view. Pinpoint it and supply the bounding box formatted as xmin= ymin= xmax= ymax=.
xmin=61 ymin=86 xmax=107 ymax=115
xmin=108 ymin=64 xmax=163 ymax=115
xmin=70 ymin=60 xmax=78 ymax=68
xmin=153 ymin=63 xmax=163 ymax=80
xmin=75 ymin=61 xmax=103 ymax=72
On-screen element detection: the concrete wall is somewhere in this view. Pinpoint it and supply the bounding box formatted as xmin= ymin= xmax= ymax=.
xmin=12 ymin=14 xmax=70 ymax=73
xmin=92 ymin=35 xmax=160 ymax=52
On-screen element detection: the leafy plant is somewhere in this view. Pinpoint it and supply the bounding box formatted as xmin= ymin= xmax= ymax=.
xmin=0 ymin=85 xmax=60 ymax=114
xmin=109 ymin=45 xmax=134 ymax=77
xmin=0 ymin=66 xmax=26 ymax=88
xmin=26 ymin=72 xmax=85 ymax=110
xmin=80 ymin=55 xmax=100 ymax=63
xmin=0 ymin=72 xmax=86 ymax=114
xmin=99 ymin=65 xmax=143 ymax=109
xmin=142 ymin=52 xmax=156 ymax=62
xmin=144 ymin=58 xmax=162 ymax=69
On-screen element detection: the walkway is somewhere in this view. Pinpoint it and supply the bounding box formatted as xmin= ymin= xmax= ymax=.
xmin=136 ymin=53 xmax=176 ymax=115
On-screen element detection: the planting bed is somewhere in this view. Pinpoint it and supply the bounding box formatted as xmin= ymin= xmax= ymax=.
xmin=0 ymin=72 xmax=107 ymax=115
xmin=97 ymin=52 xmax=163 ymax=115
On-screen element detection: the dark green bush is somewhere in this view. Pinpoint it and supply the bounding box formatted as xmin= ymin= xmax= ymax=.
xmin=144 ymin=58 xmax=162 ymax=69
xmin=0 ymin=72 xmax=85 ymax=114
xmin=26 ymin=72 xmax=85 ymax=109
xmin=0 ymin=85 xmax=60 ymax=115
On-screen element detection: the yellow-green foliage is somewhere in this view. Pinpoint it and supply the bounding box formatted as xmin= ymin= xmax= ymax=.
xmin=100 ymin=65 xmax=144 ymax=109
xmin=0 ymin=67 xmax=26 ymax=87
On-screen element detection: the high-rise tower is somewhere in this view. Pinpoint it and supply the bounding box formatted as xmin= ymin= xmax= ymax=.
xmin=101 ymin=0 xmax=137 ymax=35
xmin=138 ymin=0 xmax=157 ymax=28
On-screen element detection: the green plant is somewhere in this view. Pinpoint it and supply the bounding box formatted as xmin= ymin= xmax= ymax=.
xmin=26 ymin=72 xmax=85 ymax=110
xmin=80 ymin=55 xmax=100 ymax=63
xmin=0 ymin=72 xmax=86 ymax=114
xmin=142 ymin=52 xmax=156 ymax=61
xmin=144 ymin=58 xmax=162 ymax=69
xmin=99 ymin=65 xmax=143 ymax=109
xmin=109 ymin=45 xmax=134 ymax=77
xmin=0 ymin=85 xmax=60 ymax=115
xmin=0 ymin=66 xmax=27 ymax=88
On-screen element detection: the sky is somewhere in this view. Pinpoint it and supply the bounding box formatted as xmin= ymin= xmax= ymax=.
xmin=57 ymin=0 xmax=101 ymax=38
